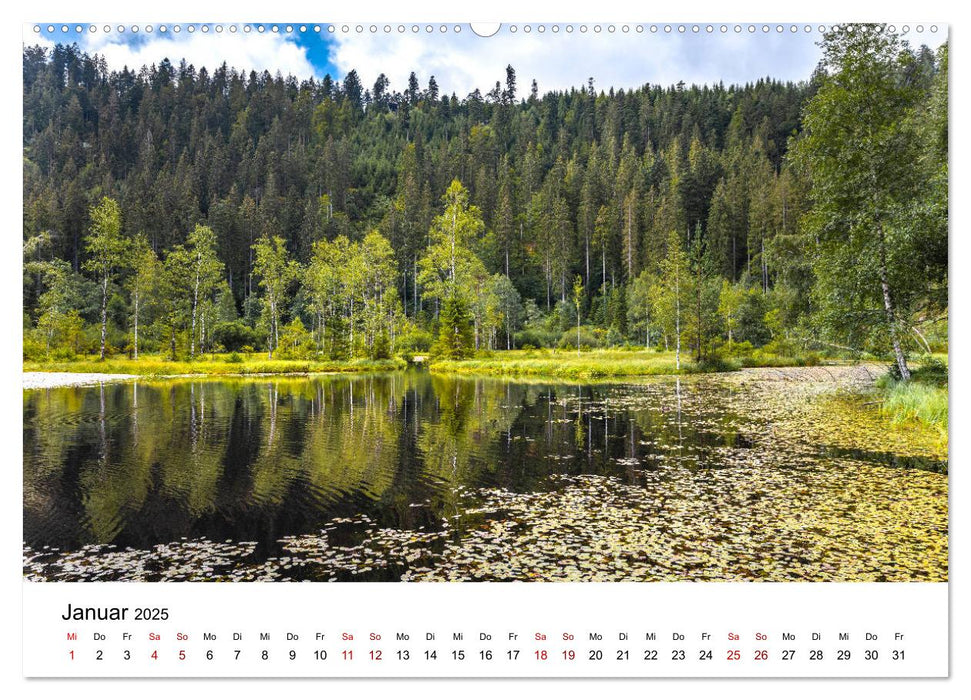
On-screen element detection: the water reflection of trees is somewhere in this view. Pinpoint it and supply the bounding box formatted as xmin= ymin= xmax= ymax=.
xmin=23 ymin=375 xmax=534 ymax=547
xmin=23 ymin=374 xmax=754 ymax=550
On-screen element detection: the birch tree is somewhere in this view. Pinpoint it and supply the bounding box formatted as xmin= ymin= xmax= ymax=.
xmin=626 ymin=270 xmax=653 ymax=348
xmin=358 ymin=230 xmax=401 ymax=357
xmin=650 ymin=231 xmax=689 ymax=370
xmin=83 ymin=197 xmax=129 ymax=359
xmin=793 ymin=24 xmax=934 ymax=380
xmin=572 ymin=275 xmax=584 ymax=357
xmin=253 ymin=235 xmax=300 ymax=359
xmin=418 ymin=179 xmax=487 ymax=307
xmin=186 ymin=225 xmax=224 ymax=359
xmin=126 ymin=233 xmax=158 ymax=359
xmin=307 ymin=235 xmax=352 ymax=357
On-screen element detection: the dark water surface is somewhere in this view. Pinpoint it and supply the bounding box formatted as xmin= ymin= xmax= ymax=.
xmin=23 ymin=369 xmax=948 ymax=582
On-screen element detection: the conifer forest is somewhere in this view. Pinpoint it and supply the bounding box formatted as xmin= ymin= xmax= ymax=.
xmin=23 ymin=27 xmax=947 ymax=373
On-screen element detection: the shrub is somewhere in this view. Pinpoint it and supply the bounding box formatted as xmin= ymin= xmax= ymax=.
xmin=274 ymin=319 xmax=315 ymax=359
xmin=760 ymin=338 xmax=800 ymax=358
xmin=557 ymin=327 xmax=600 ymax=350
xmin=23 ymin=335 xmax=47 ymax=361
xmin=371 ymin=331 xmax=391 ymax=360
xmin=605 ymin=327 xmax=625 ymax=347
xmin=801 ymin=352 xmax=822 ymax=367
xmin=719 ymin=340 xmax=755 ymax=358
xmin=398 ymin=329 xmax=433 ymax=353
xmin=50 ymin=347 xmax=78 ymax=361
xmin=433 ymin=294 xmax=475 ymax=359
xmin=212 ymin=321 xmax=260 ymax=352
xmin=912 ymin=356 xmax=948 ymax=386
xmin=695 ymin=355 xmax=740 ymax=373
xmin=514 ymin=328 xmax=557 ymax=349
xmin=880 ymin=356 xmax=947 ymax=389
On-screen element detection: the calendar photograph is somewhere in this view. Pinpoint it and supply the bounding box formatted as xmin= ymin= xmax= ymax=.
xmin=22 ymin=21 xmax=948 ymax=590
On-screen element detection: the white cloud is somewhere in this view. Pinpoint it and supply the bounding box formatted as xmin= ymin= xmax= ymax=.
xmin=25 ymin=23 xmax=946 ymax=95
xmin=26 ymin=26 xmax=316 ymax=78
xmin=330 ymin=27 xmax=826 ymax=97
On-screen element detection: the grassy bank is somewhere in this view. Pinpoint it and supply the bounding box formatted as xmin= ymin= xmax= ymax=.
xmin=875 ymin=360 xmax=948 ymax=442
xmin=23 ymin=353 xmax=406 ymax=377
xmin=428 ymin=348 xmax=821 ymax=380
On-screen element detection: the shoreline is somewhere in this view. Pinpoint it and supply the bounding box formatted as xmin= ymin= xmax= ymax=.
xmin=23 ymin=372 xmax=138 ymax=390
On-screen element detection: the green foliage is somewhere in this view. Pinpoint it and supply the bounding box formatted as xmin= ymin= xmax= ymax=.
xmin=626 ymin=270 xmax=653 ymax=346
xmin=482 ymin=274 xmax=522 ymax=350
xmin=21 ymin=38 xmax=947 ymax=369
xmin=877 ymin=366 xmax=948 ymax=437
xmin=791 ymin=25 xmax=946 ymax=378
xmin=371 ymin=331 xmax=391 ymax=360
xmin=398 ymin=328 xmax=433 ymax=354
xmin=558 ymin=327 xmax=600 ymax=351
xmin=912 ymin=356 xmax=949 ymax=386
xmin=185 ymin=224 xmax=225 ymax=357
xmin=514 ymin=328 xmax=557 ymax=349
xmin=277 ymin=318 xmax=315 ymax=359
xmin=418 ymin=180 xmax=487 ymax=306
xmin=253 ymin=235 xmax=301 ymax=358
xmin=649 ymin=231 xmax=690 ymax=367
xmin=212 ymin=320 xmax=261 ymax=352
xmin=882 ymin=355 xmax=948 ymax=387
xmin=83 ymin=197 xmax=129 ymax=359
xmin=23 ymin=354 xmax=407 ymax=377
xmin=433 ymin=293 xmax=475 ymax=359
xmin=306 ymin=230 xmax=402 ymax=358
xmin=694 ymin=355 xmax=740 ymax=373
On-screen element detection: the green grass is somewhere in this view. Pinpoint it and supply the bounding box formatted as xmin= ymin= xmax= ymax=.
xmin=871 ymin=357 xmax=948 ymax=441
xmin=880 ymin=381 xmax=948 ymax=433
xmin=428 ymin=348 xmax=819 ymax=380
xmin=23 ymin=352 xmax=406 ymax=377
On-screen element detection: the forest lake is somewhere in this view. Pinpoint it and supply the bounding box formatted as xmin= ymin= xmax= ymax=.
xmin=23 ymin=365 xmax=947 ymax=583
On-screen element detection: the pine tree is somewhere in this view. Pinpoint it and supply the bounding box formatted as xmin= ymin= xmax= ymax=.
xmin=435 ymin=292 xmax=474 ymax=359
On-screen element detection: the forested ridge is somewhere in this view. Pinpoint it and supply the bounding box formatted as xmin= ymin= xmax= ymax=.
xmin=22 ymin=27 xmax=948 ymax=373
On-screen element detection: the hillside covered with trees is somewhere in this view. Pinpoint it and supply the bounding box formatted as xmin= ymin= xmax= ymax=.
xmin=23 ymin=27 xmax=947 ymax=375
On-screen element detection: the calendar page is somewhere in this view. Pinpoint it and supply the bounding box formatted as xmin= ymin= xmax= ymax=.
xmin=17 ymin=2 xmax=957 ymax=691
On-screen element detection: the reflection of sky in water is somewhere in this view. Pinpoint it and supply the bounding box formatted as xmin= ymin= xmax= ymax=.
xmin=23 ymin=367 xmax=947 ymax=582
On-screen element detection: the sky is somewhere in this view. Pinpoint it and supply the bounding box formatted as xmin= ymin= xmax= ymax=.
xmin=24 ymin=22 xmax=948 ymax=96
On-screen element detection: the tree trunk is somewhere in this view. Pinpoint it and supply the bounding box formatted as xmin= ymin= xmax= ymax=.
xmin=449 ymin=207 xmax=457 ymax=282
xmin=878 ymin=230 xmax=910 ymax=380
xmin=190 ymin=262 xmax=200 ymax=359
xmin=576 ymin=307 xmax=581 ymax=357
xmin=268 ymin=296 xmax=276 ymax=359
xmin=99 ymin=276 xmax=108 ymax=360
xmin=585 ymin=233 xmax=590 ymax=285
xmin=602 ymin=247 xmax=606 ymax=291
xmin=133 ymin=293 xmax=139 ymax=360
xmin=674 ymin=264 xmax=681 ymax=371
xmin=626 ymin=200 xmax=633 ymax=279
xmin=274 ymin=304 xmax=279 ymax=357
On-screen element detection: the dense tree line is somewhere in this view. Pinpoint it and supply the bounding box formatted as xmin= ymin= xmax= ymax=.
xmin=22 ymin=27 xmax=947 ymax=368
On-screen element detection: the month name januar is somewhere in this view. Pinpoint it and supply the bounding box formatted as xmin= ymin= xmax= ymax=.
xmin=61 ymin=604 xmax=128 ymax=621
